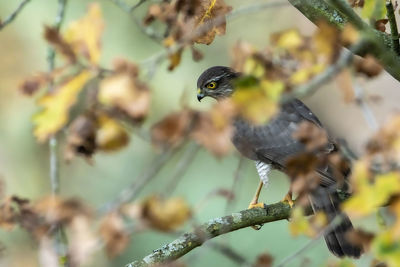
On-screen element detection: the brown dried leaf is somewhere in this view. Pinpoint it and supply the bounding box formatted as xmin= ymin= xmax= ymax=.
xmin=346 ymin=229 xmax=374 ymax=251
xmin=69 ymin=216 xmax=97 ymax=266
xmin=292 ymin=121 xmax=329 ymax=151
xmin=99 ymin=61 xmax=150 ymax=122
xmin=151 ymin=109 xmax=196 ymax=149
xmin=100 ymin=213 xmax=130 ymax=257
xmin=44 ymin=26 xmax=76 ymax=63
xmin=375 ymin=19 xmax=388 ymax=32
xmin=34 ymin=196 xmax=91 ymax=225
xmin=19 ymin=75 xmax=48 ymax=96
xmin=354 ymin=55 xmax=383 ymax=77
xmin=349 ymin=0 xmax=365 ymax=7
xmin=142 ymin=195 xmax=191 ymax=232
xmin=65 ymin=113 xmax=97 ymax=161
xmin=286 ymin=153 xmax=320 ymax=202
xmin=366 ymin=115 xmax=400 ymax=162
xmin=192 ymin=0 xmax=232 ymax=45
xmin=254 ymin=253 xmax=273 ymax=267
xmin=191 ymin=47 xmax=204 ymax=61
xmin=0 ymin=197 xmax=17 ymax=230
xmin=336 ymin=69 xmax=355 ymax=103
xmin=191 ymin=101 xmax=235 ymax=157
xmin=230 ymin=41 xmax=254 ymax=72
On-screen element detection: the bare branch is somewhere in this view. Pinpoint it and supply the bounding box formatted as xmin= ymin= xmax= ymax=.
xmin=99 ymin=145 xmax=183 ymax=214
xmin=164 ymin=143 xmax=201 ymax=196
xmin=225 ymin=156 xmax=247 ymax=214
xmin=46 ymin=0 xmax=69 ymax=265
xmin=0 ymin=0 xmax=31 ymax=30
xmin=386 ymin=0 xmax=400 ymax=55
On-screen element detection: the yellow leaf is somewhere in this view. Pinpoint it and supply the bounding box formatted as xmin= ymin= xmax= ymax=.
xmin=271 ymin=29 xmax=303 ymax=50
xmin=63 ymin=3 xmax=104 ymax=64
xmin=96 ymin=115 xmax=129 ymax=151
xmin=289 ymin=207 xmax=315 ymax=237
xmin=243 ymin=58 xmax=265 ymax=78
xmin=33 ymin=70 xmax=92 ymax=142
xmin=371 ymin=230 xmax=400 ymax=267
xmin=344 ymin=171 xmax=400 ymax=218
xmin=313 ymin=21 xmax=339 ymax=62
xmin=290 ymin=64 xmax=326 ymax=85
xmin=232 ymin=80 xmax=283 ymax=125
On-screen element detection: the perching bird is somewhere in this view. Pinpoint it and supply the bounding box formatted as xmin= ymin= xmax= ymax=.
xmin=196 ymin=66 xmax=362 ymax=258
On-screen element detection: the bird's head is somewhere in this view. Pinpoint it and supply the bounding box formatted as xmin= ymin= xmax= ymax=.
xmin=196 ymin=66 xmax=239 ymax=101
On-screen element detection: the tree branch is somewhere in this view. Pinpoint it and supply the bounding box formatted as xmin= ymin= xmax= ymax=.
xmin=126 ymin=202 xmax=291 ymax=267
xmin=386 ymin=0 xmax=400 ymax=55
xmin=0 ymin=0 xmax=31 ymax=30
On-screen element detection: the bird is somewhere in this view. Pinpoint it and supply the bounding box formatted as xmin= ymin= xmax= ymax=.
xmin=196 ymin=65 xmax=362 ymax=258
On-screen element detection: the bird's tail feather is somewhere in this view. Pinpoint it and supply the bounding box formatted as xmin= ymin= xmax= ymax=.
xmin=309 ymin=187 xmax=362 ymax=258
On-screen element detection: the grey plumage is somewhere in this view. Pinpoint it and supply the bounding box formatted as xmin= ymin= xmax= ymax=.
xmin=196 ymin=66 xmax=362 ymax=258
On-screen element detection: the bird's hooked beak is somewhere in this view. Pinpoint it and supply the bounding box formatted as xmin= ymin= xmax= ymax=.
xmin=197 ymin=88 xmax=205 ymax=102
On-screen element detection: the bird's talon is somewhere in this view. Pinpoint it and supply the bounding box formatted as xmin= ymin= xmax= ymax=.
xmin=281 ymin=194 xmax=294 ymax=208
xmin=248 ymin=202 xmax=265 ymax=209
xmin=251 ymin=224 xmax=263 ymax=230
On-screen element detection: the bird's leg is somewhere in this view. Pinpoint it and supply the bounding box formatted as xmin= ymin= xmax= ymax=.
xmin=247 ymin=181 xmax=264 ymax=230
xmin=281 ymin=190 xmax=294 ymax=208
xmin=248 ymin=181 xmax=264 ymax=209
xmin=247 ymin=161 xmax=270 ymax=230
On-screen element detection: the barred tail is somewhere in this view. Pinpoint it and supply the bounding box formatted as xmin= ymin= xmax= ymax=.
xmin=309 ymin=187 xmax=362 ymax=258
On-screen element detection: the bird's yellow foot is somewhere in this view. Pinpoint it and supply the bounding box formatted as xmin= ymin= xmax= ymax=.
xmin=248 ymin=202 xmax=265 ymax=209
xmin=248 ymin=202 xmax=265 ymax=230
xmin=281 ymin=193 xmax=294 ymax=208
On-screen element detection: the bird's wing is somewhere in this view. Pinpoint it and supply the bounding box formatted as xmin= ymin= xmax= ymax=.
xmin=233 ymin=99 xmax=337 ymax=187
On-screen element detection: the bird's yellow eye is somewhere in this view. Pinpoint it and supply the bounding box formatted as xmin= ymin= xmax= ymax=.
xmin=206 ymin=81 xmax=217 ymax=89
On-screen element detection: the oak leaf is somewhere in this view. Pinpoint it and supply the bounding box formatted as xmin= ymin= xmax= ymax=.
xmin=33 ymin=70 xmax=92 ymax=142
xmin=99 ymin=63 xmax=150 ymax=122
xmin=63 ymin=3 xmax=104 ymax=64
xmin=100 ymin=213 xmax=130 ymax=257
xmin=96 ymin=114 xmax=129 ymax=152
xmin=192 ymin=0 xmax=232 ymax=45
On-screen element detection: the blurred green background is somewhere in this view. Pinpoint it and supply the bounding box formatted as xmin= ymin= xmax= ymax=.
xmin=1 ymin=0 xmax=399 ymax=266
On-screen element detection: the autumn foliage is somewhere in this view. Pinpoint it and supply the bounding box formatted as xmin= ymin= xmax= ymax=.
xmin=2 ymin=0 xmax=400 ymax=267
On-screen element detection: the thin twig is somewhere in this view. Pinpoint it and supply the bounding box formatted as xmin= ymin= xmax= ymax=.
xmin=353 ymin=83 xmax=379 ymax=130
xmin=48 ymin=0 xmax=68 ymax=71
xmin=99 ymin=146 xmax=182 ymax=214
xmin=206 ymin=242 xmax=250 ymax=266
xmin=47 ymin=1 xmax=68 ymax=265
xmin=225 ymin=156 xmax=247 ymax=214
xmin=386 ymin=1 xmax=400 ymax=55
xmin=0 ymin=0 xmax=31 ymax=30
xmin=276 ymin=215 xmax=344 ymax=267
xmin=130 ymin=0 xmax=148 ymax=12
xmin=164 ymin=143 xmax=201 ymax=196
xmin=109 ymin=0 xmax=163 ymax=43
